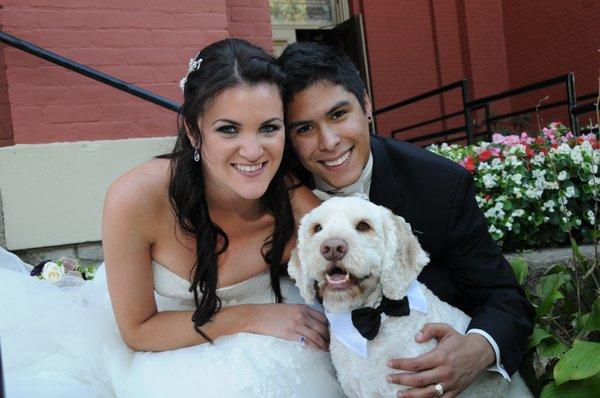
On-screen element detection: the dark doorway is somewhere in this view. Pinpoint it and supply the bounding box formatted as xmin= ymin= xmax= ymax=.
xmin=295 ymin=15 xmax=373 ymax=100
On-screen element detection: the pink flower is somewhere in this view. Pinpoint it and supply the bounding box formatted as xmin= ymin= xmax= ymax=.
xmin=504 ymin=135 xmax=520 ymax=146
xmin=519 ymin=132 xmax=533 ymax=144
xmin=489 ymin=147 xmax=501 ymax=157
xmin=59 ymin=257 xmax=78 ymax=272
xmin=492 ymin=133 xmax=506 ymax=144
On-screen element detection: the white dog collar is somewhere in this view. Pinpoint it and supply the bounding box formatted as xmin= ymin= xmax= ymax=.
xmin=325 ymin=279 xmax=427 ymax=358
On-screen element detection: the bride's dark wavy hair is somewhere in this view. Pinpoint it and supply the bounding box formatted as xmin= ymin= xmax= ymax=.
xmin=158 ymin=39 xmax=294 ymax=342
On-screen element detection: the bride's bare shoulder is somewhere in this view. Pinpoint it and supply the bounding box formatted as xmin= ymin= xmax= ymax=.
xmin=104 ymin=158 xmax=171 ymax=218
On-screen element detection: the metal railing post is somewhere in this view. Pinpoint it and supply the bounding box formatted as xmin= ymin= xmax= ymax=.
xmin=484 ymin=103 xmax=493 ymax=141
xmin=461 ymin=79 xmax=473 ymax=144
xmin=566 ymin=72 xmax=579 ymax=135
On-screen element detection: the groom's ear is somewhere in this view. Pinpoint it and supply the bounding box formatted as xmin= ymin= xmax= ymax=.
xmin=363 ymin=90 xmax=372 ymax=115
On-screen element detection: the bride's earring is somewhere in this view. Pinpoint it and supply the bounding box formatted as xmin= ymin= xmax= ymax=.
xmin=193 ymin=148 xmax=200 ymax=162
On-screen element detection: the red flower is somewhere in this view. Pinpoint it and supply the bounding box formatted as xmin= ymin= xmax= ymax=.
xmin=525 ymin=145 xmax=535 ymax=158
xmin=463 ymin=156 xmax=475 ymax=172
xmin=484 ymin=194 xmax=492 ymax=201
xmin=535 ymin=136 xmax=544 ymax=145
xmin=479 ymin=150 xmax=492 ymax=162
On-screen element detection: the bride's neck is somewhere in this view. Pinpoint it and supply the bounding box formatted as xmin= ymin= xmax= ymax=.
xmin=204 ymin=185 xmax=265 ymax=222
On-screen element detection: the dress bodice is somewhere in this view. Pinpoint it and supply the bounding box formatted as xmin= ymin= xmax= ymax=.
xmin=152 ymin=261 xmax=278 ymax=308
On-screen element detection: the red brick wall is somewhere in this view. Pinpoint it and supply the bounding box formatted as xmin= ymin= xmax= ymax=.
xmin=226 ymin=0 xmax=273 ymax=52
xmin=351 ymin=0 xmax=510 ymax=142
xmin=502 ymin=0 xmax=600 ymax=131
xmin=0 ymin=0 xmax=272 ymax=145
xmin=0 ymin=43 xmax=14 ymax=147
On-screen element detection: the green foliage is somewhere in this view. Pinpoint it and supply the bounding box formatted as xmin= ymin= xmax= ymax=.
xmin=554 ymin=341 xmax=600 ymax=385
xmin=510 ymin=239 xmax=600 ymax=395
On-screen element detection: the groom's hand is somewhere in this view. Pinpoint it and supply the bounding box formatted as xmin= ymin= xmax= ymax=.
xmin=386 ymin=323 xmax=495 ymax=398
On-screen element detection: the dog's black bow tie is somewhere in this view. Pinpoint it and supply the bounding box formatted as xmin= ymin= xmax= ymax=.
xmin=351 ymin=296 xmax=410 ymax=340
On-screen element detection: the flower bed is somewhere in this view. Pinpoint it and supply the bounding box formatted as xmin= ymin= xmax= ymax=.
xmin=428 ymin=122 xmax=599 ymax=251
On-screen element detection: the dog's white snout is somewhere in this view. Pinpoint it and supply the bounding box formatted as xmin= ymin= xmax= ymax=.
xmin=320 ymin=238 xmax=348 ymax=261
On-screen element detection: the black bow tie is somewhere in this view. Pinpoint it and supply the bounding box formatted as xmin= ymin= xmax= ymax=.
xmin=351 ymin=296 xmax=410 ymax=340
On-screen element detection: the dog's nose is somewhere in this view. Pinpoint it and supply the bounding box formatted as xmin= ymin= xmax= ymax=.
xmin=320 ymin=238 xmax=348 ymax=261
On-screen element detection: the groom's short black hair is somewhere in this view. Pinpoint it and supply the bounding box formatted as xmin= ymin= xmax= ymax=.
xmin=279 ymin=41 xmax=366 ymax=111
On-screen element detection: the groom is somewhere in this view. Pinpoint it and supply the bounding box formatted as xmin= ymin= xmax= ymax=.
xmin=280 ymin=42 xmax=534 ymax=397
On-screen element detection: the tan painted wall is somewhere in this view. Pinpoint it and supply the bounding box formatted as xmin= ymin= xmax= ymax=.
xmin=0 ymin=137 xmax=175 ymax=250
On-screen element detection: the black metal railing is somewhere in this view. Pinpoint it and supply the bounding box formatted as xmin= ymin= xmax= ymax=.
xmin=0 ymin=31 xmax=180 ymax=113
xmin=374 ymin=72 xmax=598 ymax=146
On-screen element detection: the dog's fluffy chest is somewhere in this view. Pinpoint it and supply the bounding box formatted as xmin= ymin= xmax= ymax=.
xmin=329 ymin=287 xmax=472 ymax=397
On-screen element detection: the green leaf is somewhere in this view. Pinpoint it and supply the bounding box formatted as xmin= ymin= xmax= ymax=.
xmin=585 ymin=299 xmax=600 ymax=332
xmin=528 ymin=327 xmax=553 ymax=349
xmin=510 ymin=257 xmax=528 ymax=285
xmin=537 ymin=339 xmax=568 ymax=359
xmin=570 ymin=236 xmax=582 ymax=257
xmin=554 ymin=341 xmax=600 ymax=385
xmin=541 ymin=375 xmax=600 ymax=398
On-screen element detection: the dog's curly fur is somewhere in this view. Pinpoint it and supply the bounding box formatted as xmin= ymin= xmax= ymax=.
xmin=289 ymin=197 xmax=532 ymax=398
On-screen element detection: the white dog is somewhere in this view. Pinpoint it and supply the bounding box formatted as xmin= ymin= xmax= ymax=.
xmin=289 ymin=197 xmax=532 ymax=398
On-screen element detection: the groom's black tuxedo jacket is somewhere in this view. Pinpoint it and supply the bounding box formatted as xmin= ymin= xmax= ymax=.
xmin=298 ymin=135 xmax=535 ymax=375
xmin=367 ymin=135 xmax=534 ymax=375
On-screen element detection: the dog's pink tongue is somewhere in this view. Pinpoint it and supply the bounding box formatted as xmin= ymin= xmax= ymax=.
xmin=328 ymin=274 xmax=347 ymax=282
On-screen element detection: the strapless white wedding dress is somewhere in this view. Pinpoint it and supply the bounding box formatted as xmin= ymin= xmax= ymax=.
xmin=0 ymin=248 xmax=345 ymax=397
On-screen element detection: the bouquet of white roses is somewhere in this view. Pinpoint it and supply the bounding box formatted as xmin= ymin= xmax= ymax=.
xmin=428 ymin=122 xmax=599 ymax=250
xmin=30 ymin=257 xmax=96 ymax=284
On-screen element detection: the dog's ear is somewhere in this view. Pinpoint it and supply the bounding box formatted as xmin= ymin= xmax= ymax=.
xmin=287 ymin=247 xmax=316 ymax=304
xmin=380 ymin=208 xmax=429 ymax=300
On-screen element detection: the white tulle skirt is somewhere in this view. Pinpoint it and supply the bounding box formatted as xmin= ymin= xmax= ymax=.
xmin=0 ymin=249 xmax=345 ymax=398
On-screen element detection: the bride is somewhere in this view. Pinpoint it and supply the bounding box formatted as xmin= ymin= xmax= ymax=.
xmin=0 ymin=38 xmax=345 ymax=397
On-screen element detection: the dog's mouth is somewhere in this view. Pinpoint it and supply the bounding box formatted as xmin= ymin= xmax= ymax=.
xmin=322 ymin=263 xmax=369 ymax=292
xmin=324 ymin=265 xmax=353 ymax=290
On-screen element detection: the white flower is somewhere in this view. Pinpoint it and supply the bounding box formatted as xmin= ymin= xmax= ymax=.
xmin=512 ymin=209 xmax=525 ymax=218
xmin=555 ymin=143 xmax=571 ymax=155
xmin=587 ymin=210 xmax=596 ymax=225
xmin=41 ymin=261 xmax=65 ymax=283
xmin=564 ymin=186 xmax=576 ymax=198
xmin=557 ymin=170 xmax=569 ymax=181
xmin=510 ymin=174 xmax=523 ymax=185
xmin=525 ymin=187 xmax=543 ymax=199
xmin=513 ymin=187 xmax=522 ymax=198
xmin=482 ymin=174 xmax=497 ymax=188
xmin=570 ymin=148 xmax=583 ymax=164
xmin=505 ymin=221 xmax=513 ymax=231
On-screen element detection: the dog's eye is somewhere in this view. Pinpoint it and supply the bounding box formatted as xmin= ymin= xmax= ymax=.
xmin=356 ymin=221 xmax=371 ymax=232
xmin=313 ymin=224 xmax=322 ymax=233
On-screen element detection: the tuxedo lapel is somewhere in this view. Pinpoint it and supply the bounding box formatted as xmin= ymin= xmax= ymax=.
xmin=369 ymin=136 xmax=403 ymax=211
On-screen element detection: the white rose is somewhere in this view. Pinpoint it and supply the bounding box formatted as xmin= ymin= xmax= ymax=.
xmin=41 ymin=261 xmax=65 ymax=283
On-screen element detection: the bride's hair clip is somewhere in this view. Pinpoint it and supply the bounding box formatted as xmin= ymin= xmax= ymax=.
xmin=179 ymin=52 xmax=203 ymax=91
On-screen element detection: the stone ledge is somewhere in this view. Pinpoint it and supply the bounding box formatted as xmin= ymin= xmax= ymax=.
xmin=506 ymin=244 xmax=597 ymax=286
xmin=13 ymin=241 xmax=103 ymax=268
xmin=8 ymin=242 xmax=598 ymax=285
